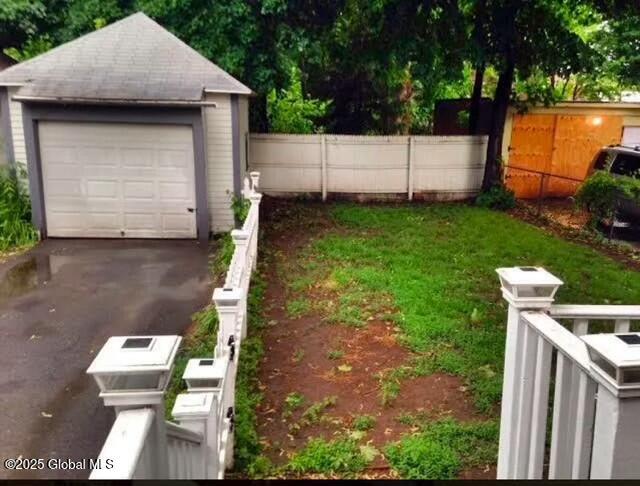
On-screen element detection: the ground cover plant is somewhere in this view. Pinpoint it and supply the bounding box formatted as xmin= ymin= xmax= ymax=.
xmin=251 ymin=198 xmax=640 ymax=479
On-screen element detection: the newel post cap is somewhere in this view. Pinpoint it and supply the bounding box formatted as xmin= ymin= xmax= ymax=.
xmin=496 ymin=266 xmax=563 ymax=309
xmin=213 ymin=287 xmax=243 ymax=308
xmin=172 ymin=392 xmax=217 ymax=420
xmin=583 ymin=332 xmax=640 ymax=397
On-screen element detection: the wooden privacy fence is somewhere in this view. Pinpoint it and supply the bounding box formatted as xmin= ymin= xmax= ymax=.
xmin=248 ymin=134 xmax=487 ymax=200
xmin=87 ymin=173 xmax=262 ymax=480
xmin=505 ymin=114 xmax=623 ymax=198
xmin=497 ymin=267 xmax=640 ymax=479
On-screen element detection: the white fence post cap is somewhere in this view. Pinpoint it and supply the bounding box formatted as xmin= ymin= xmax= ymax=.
xmin=172 ymin=392 xmax=216 ymax=419
xmin=583 ymin=332 xmax=640 ymax=396
xmin=87 ymin=335 xmax=181 ymax=406
xmin=183 ymin=357 xmax=227 ymax=392
xmin=496 ymin=266 xmax=563 ymax=309
xmin=213 ymin=287 xmax=243 ymax=307
xmin=231 ymin=229 xmax=250 ymax=242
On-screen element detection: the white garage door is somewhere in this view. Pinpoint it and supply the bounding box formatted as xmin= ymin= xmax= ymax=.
xmin=39 ymin=121 xmax=197 ymax=238
xmin=623 ymin=126 xmax=640 ymax=146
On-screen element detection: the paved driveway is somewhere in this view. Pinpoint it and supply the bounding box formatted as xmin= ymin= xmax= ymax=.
xmin=0 ymin=240 xmax=211 ymax=478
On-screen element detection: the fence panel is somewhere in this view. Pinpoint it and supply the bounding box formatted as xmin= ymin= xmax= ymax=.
xmin=249 ymin=134 xmax=487 ymax=199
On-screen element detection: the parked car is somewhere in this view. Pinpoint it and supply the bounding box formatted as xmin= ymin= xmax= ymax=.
xmin=590 ymin=145 xmax=640 ymax=227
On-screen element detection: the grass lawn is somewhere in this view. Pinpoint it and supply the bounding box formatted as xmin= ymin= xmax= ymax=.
xmin=248 ymin=199 xmax=640 ymax=479
xmin=307 ymin=203 xmax=640 ymax=411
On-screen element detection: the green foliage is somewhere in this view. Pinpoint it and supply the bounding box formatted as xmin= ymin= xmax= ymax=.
xmin=234 ymin=272 xmax=267 ymax=471
xmin=352 ymin=415 xmax=376 ymax=431
xmin=288 ymin=437 xmax=370 ymax=476
xmin=0 ymin=167 xmax=38 ymax=251
xmin=283 ymin=391 xmax=305 ymax=417
xmin=231 ymin=195 xmax=251 ymax=225
xmin=385 ymin=418 xmax=498 ymax=479
xmin=286 ymin=297 xmax=311 ymax=318
xmin=267 ymin=66 xmax=330 ymax=134
xmin=300 ymin=396 xmax=337 ymax=426
xmin=475 ymin=185 xmax=516 ymax=211
xmin=327 ymin=349 xmax=344 ymax=360
xmin=576 ymin=171 xmax=640 ymax=224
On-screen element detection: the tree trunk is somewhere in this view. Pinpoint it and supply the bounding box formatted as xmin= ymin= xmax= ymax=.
xmin=469 ymin=62 xmax=485 ymax=135
xmin=482 ymin=57 xmax=515 ymax=191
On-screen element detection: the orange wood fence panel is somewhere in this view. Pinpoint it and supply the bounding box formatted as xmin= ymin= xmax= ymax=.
xmin=506 ymin=113 xmax=623 ymax=198
xmin=505 ymin=114 xmax=555 ymax=198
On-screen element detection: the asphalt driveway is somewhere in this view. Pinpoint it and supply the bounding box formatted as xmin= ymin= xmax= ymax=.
xmin=0 ymin=239 xmax=211 ymax=479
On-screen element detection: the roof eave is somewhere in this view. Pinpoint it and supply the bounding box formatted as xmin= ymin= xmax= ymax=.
xmin=11 ymin=94 xmax=218 ymax=108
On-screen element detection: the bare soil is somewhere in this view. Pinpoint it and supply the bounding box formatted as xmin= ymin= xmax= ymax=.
xmin=256 ymin=198 xmax=492 ymax=478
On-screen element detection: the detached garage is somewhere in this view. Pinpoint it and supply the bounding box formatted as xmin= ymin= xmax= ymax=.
xmin=0 ymin=12 xmax=252 ymax=241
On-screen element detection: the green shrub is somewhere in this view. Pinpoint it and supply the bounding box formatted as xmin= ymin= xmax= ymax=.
xmin=0 ymin=167 xmax=38 ymax=251
xmin=475 ymin=184 xmax=516 ymax=210
xmin=267 ymin=66 xmax=331 ymax=134
xmin=288 ymin=437 xmax=369 ymax=475
xmin=576 ymin=171 xmax=640 ymax=225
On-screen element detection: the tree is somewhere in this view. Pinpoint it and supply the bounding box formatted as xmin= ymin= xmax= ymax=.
xmin=472 ymin=0 xmax=595 ymax=190
xmin=0 ymin=0 xmax=48 ymax=51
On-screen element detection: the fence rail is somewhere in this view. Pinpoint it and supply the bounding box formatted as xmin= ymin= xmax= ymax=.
xmin=248 ymin=133 xmax=487 ymax=200
xmin=87 ymin=173 xmax=263 ymax=480
xmin=497 ymin=266 xmax=640 ymax=480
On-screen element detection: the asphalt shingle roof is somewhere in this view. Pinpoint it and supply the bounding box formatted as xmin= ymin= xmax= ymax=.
xmin=0 ymin=12 xmax=252 ymax=102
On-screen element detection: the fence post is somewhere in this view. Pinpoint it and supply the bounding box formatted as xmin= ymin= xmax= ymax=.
xmin=172 ymin=392 xmax=219 ymax=479
xmin=407 ymin=136 xmax=414 ymax=201
xmin=495 ymin=267 xmax=563 ymax=479
xmin=248 ymin=172 xmax=262 ymax=272
xmin=213 ymin=288 xmax=243 ymax=356
xmin=87 ymin=335 xmax=181 ymax=479
xmin=321 ymin=134 xmax=327 ymax=201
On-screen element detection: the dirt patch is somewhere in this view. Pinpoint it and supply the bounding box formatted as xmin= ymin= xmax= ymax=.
xmin=255 ymin=198 xmax=490 ymax=477
xmin=509 ymin=199 xmax=640 ymax=271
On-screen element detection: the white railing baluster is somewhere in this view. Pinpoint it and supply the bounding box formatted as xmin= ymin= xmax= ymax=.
xmin=549 ymin=352 xmax=574 ymax=479
xmin=528 ymin=334 xmax=552 ymax=479
xmin=514 ymin=324 xmax=538 ymax=477
xmin=572 ymin=371 xmax=597 ymax=479
xmin=573 ymin=318 xmax=589 ymax=336
xmin=614 ymin=319 xmax=630 ymax=333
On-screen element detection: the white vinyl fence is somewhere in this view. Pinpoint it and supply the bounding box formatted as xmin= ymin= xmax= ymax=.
xmin=248 ymin=134 xmax=487 ymax=200
xmin=497 ymin=267 xmax=640 ymax=479
xmin=87 ymin=173 xmax=262 ymax=480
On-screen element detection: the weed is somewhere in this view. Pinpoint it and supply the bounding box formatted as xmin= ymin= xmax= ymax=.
xmin=231 ymin=195 xmax=251 ymax=224
xmin=0 ymin=167 xmax=38 ymax=251
xmin=300 ymin=396 xmax=337 ymax=426
xmin=327 ymin=349 xmax=344 ymax=360
xmin=292 ymin=349 xmax=305 ymax=363
xmin=283 ymin=392 xmax=306 ymax=418
xmin=288 ymin=437 xmax=370 ymax=476
xmin=286 ymin=298 xmax=311 ymax=318
xmin=385 ymin=417 xmax=499 ymax=479
xmin=352 ymin=415 xmax=376 ymax=431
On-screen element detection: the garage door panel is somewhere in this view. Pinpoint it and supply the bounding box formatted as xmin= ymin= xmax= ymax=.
xmin=40 ymin=121 xmax=197 ymax=238
xmin=86 ymin=180 xmax=119 ymax=198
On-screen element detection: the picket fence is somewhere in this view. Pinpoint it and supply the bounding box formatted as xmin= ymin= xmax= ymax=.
xmin=248 ymin=133 xmax=487 ymax=200
xmin=497 ymin=267 xmax=640 ymax=479
xmin=87 ymin=173 xmax=262 ymax=479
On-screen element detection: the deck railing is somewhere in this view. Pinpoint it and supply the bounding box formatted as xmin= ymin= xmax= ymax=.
xmin=497 ymin=267 xmax=640 ymax=480
xmin=87 ymin=173 xmax=262 ymax=479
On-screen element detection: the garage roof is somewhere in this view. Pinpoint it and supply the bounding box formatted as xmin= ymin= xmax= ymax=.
xmin=0 ymin=12 xmax=252 ymax=103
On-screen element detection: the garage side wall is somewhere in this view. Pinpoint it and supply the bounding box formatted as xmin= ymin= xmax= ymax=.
xmin=204 ymin=93 xmax=234 ymax=233
xmin=8 ymin=87 xmax=27 ymax=173
xmin=239 ymin=95 xmax=249 ymax=184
